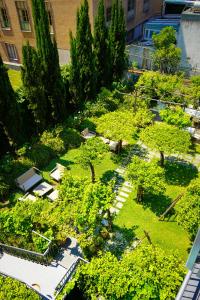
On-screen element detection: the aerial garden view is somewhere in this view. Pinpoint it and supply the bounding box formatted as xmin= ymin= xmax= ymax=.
xmin=0 ymin=0 xmax=199 ymax=299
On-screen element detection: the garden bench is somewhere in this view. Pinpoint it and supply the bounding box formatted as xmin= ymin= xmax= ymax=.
xmin=50 ymin=163 xmax=66 ymax=182
xmin=15 ymin=167 xmax=43 ymax=192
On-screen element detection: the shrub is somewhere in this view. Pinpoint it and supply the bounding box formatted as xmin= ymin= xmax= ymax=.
xmin=40 ymin=129 xmax=65 ymax=155
xmin=27 ymin=143 xmax=55 ymax=168
xmin=0 ymin=177 xmax=10 ymax=200
xmin=59 ymin=127 xmax=83 ymax=149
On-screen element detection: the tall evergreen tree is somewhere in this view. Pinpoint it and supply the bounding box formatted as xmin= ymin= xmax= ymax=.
xmin=0 ymin=123 xmax=10 ymax=157
xmin=70 ymin=0 xmax=96 ymax=107
xmin=21 ymin=43 xmax=47 ymax=132
xmin=0 ymin=55 xmax=23 ymax=146
xmin=93 ymin=0 xmax=110 ymax=89
xmin=31 ymin=0 xmax=66 ymax=122
xmin=109 ymin=0 xmax=127 ymax=81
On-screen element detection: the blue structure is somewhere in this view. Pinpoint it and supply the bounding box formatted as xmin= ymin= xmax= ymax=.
xmin=143 ymin=18 xmax=180 ymax=41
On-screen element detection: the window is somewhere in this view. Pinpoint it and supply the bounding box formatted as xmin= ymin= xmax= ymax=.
xmin=5 ymin=43 xmax=18 ymax=62
xmin=15 ymin=1 xmax=31 ymax=31
xmin=0 ymin=0 xmax=10 ymax=29
xmin=106 ymin=7 xmax=112 ymax=22
xmin=45 ymin=1 xmax=54 ymax=33
xmin=127 ymin=0 xmax=135 ymax=20
xmin=143 ymin=0 xmax=150 ymax=13
xmin=128 ymin=0 xmax=135 ymax=12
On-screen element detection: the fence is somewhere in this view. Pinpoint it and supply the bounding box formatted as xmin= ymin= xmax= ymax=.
xmin=0 ymin=231 xmax=54 ymax=265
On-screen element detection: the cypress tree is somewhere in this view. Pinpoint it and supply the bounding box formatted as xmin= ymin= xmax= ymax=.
xmin=0 ymin=55 xmax=23 ymax=146
xmin=21 ymin=43 xmax=47 ymax=132
xmin=70 ymin=0 xmax=96 ymax=107
xmin=31 ymin=0 xmax=66 ymax=122
xmin=109 ymin=0 xmax=126 ymax=81
xmin=93 ymin=0 xmax=110 ymax=89
xmin=0 ymin=123 xmax=10 ymax=157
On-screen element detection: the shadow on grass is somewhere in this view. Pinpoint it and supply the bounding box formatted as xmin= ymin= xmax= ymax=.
xmin=106 ymin=224 xmax=138 ymax=257
xmin=164 ymin=157 xmax=198 ymax=186
xmin=143 ymin=192 xmax=172 ymax=217
xmin=100 ymin=170 xmax=117 ymax=183
xmin=43 ymin=158 xmax=75 ymax=172
xmin=111 ymin=144 xmax=148 ymax=166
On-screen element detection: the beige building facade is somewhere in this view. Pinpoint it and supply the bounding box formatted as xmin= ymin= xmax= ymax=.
xmin=0 ymin=0 xmax=162 ymax=66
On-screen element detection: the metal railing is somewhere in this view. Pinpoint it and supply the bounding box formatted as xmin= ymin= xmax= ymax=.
xmin=0 ymin=231 xmax=53 ymax=265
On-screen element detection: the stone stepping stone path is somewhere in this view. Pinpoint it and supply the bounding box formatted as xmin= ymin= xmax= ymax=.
xmin=116 ymin=202 xmax=123 ymax=209
xmin=109 ymin=145 xmax=139 ymax=215
xmin=121 ymin=186 xmax=132 ymax=193
xmin=116 ymin=196 xmax=126 ymax=202
xmin=110 ymin=207 xmax=120 ymax=214
xmin=119 ymin=191 xmax=129 ymax=198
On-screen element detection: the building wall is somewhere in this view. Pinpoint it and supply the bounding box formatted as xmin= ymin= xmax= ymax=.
xmin=177 ymin=11 xmax=200 ymax=74
xmin=0 ymin=0 xmax=162 ymax=65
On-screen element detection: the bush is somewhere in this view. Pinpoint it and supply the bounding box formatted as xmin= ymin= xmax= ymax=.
xmin=59 ymin=127 xmax=83 ymax=149
xmin=0 ymin=177 xmax=10 ymax=200
xmin=27 ymin=143 xmax=55 ymax=168
xmin=40 ymin=129 xmax=65 ymax=155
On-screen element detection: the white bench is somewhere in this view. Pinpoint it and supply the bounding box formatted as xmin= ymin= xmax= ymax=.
xmin=16 ymin=168 xmax=43 ymax=192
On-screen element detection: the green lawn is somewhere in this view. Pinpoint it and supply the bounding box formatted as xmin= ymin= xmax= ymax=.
xmin=115 ymin=181 xmax=190 ymax=262
xmin=42 ymin=148 xmax=118 ymax=182
xmin=8 ymin=69 xmax=22 ymax=90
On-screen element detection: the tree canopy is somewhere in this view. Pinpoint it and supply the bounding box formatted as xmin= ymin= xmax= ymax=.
xmin=152 ymin=27 xmax=181 ymax=74
xmin=76 ymin=245 xmax=185 ymax=300
xmin=160 ymin=106 xmax=191 ymax=129
xmin=127 ymin=156 xmax=165 ymax=202
xmin=96 ymin=110 xmax=137 ymax=148
xmin=78 ymin=137 xmax=109 ymax=182
xmin=0 ymin=276 xmax=40 ymax=300
xmin=140 ymin=123 xmax=191 ymax=166
xmin=177 ymin=177 xmax=200 ymax=240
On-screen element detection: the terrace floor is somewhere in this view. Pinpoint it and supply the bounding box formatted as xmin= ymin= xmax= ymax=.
xmin=0 ymin=237 xmax=82 ymax=299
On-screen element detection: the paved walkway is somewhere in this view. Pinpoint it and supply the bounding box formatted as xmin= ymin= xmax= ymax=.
xmin=0 ymin=237 xmax=81 ymax=300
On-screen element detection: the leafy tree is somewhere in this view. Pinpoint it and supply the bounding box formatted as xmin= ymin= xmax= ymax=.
xmin=109 ymin=0 xmax=127 ymax=81
xmin=0 ymin=55 xmax=23 ymax=146
xmin=140 ymin=123 xmax=191 ymax=166
xmin=177 ymin=177 xmax=200 ymax=240
xmin=0 ymin=276 xmax=40 ymax=300
xmin=132 ymin=108 xmax=154 ymax=128
xmin=135 ymin=71 xmax=184 ymax=103
xmin=78 ymin=137 xmax=109 ymax=182
xmin=152 ymin=27 xmax=181 ymax=74
xmin=21 ymin=42 xmax=47 ymax=131
xmin=70 ymin=0 xmax=95 ymax=107
xmin=96 ymin=110 xmax=137 ymax=152
xmin=93 ymin=0 xmax=110 ymax=89
xmin=31 ymin=0 xmax=66 ymax=122
xmin=127 ymin=156 xmax=165 ymax=202
xmin=160 ymin=106 xmax=191 ymax=129
xmin=184 ymin=75 xmax=200 ymax=109
xmin=76 ymin=245 xmax=185 ymax=300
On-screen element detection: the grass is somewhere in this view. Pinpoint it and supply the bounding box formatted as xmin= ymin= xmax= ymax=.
xmin=115 ymin=167 xmax=192 ymax=261
xmin=8 ymin=69 xmax=22 ymax=90
xmin=42 ymin=148 xmax=118 ymax=182
xmin=115 ymin=195 xmax=190 ymax=261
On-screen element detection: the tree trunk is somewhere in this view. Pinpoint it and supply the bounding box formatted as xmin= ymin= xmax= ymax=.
xmin=160 ymin=151 xmax=164 ymax=167
xmin=117 ymin=140 xmax=122 ymax=154
xmin=89 ymin=162 xmax=95 ymax=183
xmin=137 ymin=185 xmax=144 ymax=203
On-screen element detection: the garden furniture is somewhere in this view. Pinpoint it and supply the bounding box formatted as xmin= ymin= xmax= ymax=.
xmin=32 ymin=182 xmax=53 ymax=197
xmin=50 ymin=163 xmax=66 ymax=182
xmin=15 ymin=167 xmax=43 ymax=192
